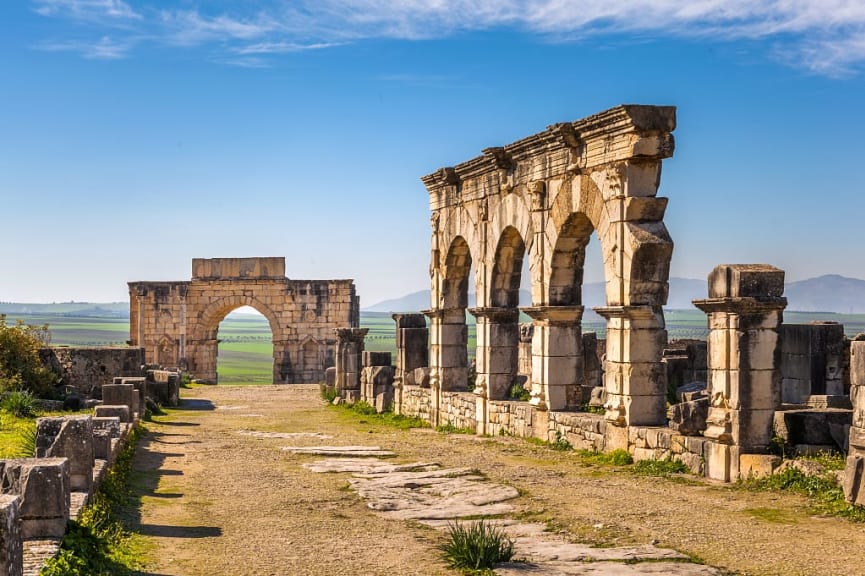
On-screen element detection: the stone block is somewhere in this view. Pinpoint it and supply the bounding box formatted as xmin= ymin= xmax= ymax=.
xmin=411 ymin=367 xmax=431 ymax=388
xmin=668 ymin=397 xmax=708 ymax=436
xmin=0 ymin=495 xmax=22 ymax=576
xmin=705 ymin=442 xmax=738 ymax=482
xmin=35 ymin=416 xmax=94 ymax=492
xmin=94 ymin=405 xmax=131 ymax=423
xmin=708 ymin=264 xmax=785 ymax=300
xmin=362 ymin=351 xmax=392 ymax=367
xmin=0 ymin=458 xmax=70 ymax=539
xmin=739 ymin=454 xmax=781 ymax=479
xmin=92 ymin=430 xmax=113 ymax=461
xmin=588 ymin=386 xmax=606 ymax=408
xmin=844 ymin=454 xmax=865 ymax=506
xmin=324 ymin=367 xmax=336 ymax=388
xmin=101 ymin=384 xmax=136 ymax=414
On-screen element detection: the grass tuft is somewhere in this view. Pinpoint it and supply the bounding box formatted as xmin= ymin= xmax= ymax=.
xmin=439 ymin=520 xmax=515 ymax=573
xmin=1 ymin=388 xmax=38 ymax=418
xmin=437 ymin=423 xmax=476 ymax=435
xmin=577 ymin=448 xmax=634 ymax=466
xmin=334 ymin=400 xmax=428 ymax=430
xmin=632 ymin=458 xmax=689 ymax=477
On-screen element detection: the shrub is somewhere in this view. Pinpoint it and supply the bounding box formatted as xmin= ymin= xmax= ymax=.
xmin=439 ymin=520 xmax=515 ymax=572
xmin=1 ymin=389 xmax=37 ymax=418
xmin=0 ymin=315 xmax=58 ymax=397
xmin=506 ymin=379 xmax=530 ymax=401
xmin=550 ymin=431 xmax=572 ymax=451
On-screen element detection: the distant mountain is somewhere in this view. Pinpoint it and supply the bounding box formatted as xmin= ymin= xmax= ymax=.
xmin=785 ymin=275 xmax=865 ymax=313
xmin=363 ymin=275 xmax=865 ymax=314
xmin=0 ymin=302 xmax=129 ymax=317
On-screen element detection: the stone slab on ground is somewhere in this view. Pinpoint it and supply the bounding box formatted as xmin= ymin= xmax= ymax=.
xmin=495 ymin=561 xmax=722 ymax=575
xmin=283 ymin=446 xmax=395 ymax=457
xmin=302 ymin=459 xmax=439 ymax=474
xmin=239 ymin=430 xmax=333 ymax=440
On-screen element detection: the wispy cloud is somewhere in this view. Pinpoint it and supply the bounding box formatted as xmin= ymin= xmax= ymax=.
xmin=28 ymin=0 xmax=865 ymax=74
xmin=37 ymin=35 xmax=131 ymax=59
xmin=34 ymin=0 xmax=140 ymax=21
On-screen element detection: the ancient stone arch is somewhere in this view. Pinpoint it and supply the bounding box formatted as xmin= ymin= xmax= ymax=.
xmin=128 ymin=257 xmax=359 ymax=384
xmin=422 ymin=105 xmax=676 ymax=426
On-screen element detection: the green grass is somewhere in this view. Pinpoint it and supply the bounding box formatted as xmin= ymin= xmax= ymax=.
xmin=335 ymin=400 xmax=428 ymax=430
xmin=739 ymin=465 xmax=865 ymax=522
xmin=576 ymin=449 xmax=634 ymax=466
xmin=439 ymin=520 xmax=516 ymax=574
xmin=0 ymin=412 xmax=37 ymax=458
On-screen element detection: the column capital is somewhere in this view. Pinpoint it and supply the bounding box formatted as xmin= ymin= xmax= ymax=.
xmin=521 ymin=305 xmax=584 ymax=325
xmin=593 ymin=305 xmax=660 ymax=321
xmin=467 ymin=307 xmax=519 ymax=323
xmin=334 ymin=328 xmax=369 ymax=343
xmin=692 ymin=297 xmax=787 ymax=315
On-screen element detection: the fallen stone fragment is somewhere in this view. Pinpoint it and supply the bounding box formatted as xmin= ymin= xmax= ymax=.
xmin=282 ymin=446 xmax=395 ymax=457
xmin=240 ymin=430 xmax=333 ymax=440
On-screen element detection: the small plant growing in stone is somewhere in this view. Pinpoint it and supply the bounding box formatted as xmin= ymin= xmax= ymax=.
xmin=550 ymin=431 xmax=572 ymax=451
xmin=439 ymin=520 xmax=515 ymax=573
xmin=632 ymin=457 xmax=689 ymax=477
xmin=506 ymin=379 xmax=530 ymax=401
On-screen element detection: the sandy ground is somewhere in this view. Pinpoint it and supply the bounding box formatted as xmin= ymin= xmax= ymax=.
xmin=130 ymin=385 xmax=865 ymax=576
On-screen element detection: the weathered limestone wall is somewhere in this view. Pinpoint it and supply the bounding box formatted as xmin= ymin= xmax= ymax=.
xmin=780 ymin=322 xmax=846 ymax=404
xmin=39 ymin=347 xmax=145 ymax=397
xmin=399 ymin=385 xmax=433 ymax=422
xmin=128 ymin=257 xmax=359 ymax=384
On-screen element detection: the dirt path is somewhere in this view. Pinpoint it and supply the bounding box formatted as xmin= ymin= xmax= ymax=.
xmin=130 ymin=385 xmax=865 ymax=576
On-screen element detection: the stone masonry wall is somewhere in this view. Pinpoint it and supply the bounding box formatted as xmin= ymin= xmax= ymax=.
xmin=40 ymin=347 xmax=145 ymax=397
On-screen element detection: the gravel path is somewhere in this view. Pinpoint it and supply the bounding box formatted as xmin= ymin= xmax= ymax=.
xmin=131 ymin=385 xmax=865 ymax=576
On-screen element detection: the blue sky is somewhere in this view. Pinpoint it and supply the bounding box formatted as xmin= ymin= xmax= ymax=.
xmin=1 ymin=0 xmax=864 ymax=306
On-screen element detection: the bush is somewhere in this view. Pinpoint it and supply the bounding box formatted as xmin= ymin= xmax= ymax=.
xmin=0 ymin=315 xmax=58 ymax=397
xmin=1 ymin=389 xmax=37 ymax=418
xmin=439 ymin=520 xmax=515 ymax=572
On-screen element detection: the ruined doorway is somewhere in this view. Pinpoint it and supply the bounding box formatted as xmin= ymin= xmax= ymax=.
xmin=216 ymin=306 xmax=274 ymax=385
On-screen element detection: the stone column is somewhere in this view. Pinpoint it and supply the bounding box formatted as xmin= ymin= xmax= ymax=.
xmin=424 ymin=308 xmax=468 ymax=392
xmin=334 ymin=328 xmax=368 ymax=401
xmin=844 ymin=336 xmax=865 ymax=505
xmin=522 ymin=306 xmax=583 ymax=411
xmin=469 ymin=307 xmax=520 ymax=400
xmin=273 ymin=340 xmax=293 ymax=384
xmin=694 ymin=264 xmax=786 ymax=482
xmin=392 ymin=313 xmax=428 ymax=415
xmin=594 ymin=305 xmax=668 ymax=427
xmin=0 ymin=495 xmax=22 ymax=576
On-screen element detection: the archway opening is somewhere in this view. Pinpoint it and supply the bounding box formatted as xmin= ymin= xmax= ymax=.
xmin=441 ymin=236 xmax=473 ymax=390
xmin=216 ymin=305 xmax=274 ymax=385
xmin=547 ymin=212 xmax=606 ymax=408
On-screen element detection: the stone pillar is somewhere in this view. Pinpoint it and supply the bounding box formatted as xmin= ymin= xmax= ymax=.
xmin=425 ymin=308 xmax=468 ymax=392
xmin=0 ymin=458 xmax=70 ymax=539
xmin=517 ymin=323 xmax=533 ymax=378
xmin=594 ymin=305 xmax=668 ymax=427
xmin=334 ymin=328 xmax=368 ymax=400
xmin=273 ymin=340 xmax=293 ymax=384
xmin=522 ymin=306 xmax=583 ymax=411
xmin=102 ymin=383 xmax=137 ymax=418
xmin=0 ymin=495 xmax=22 ymax=576
xmin=844 ymin=336 xmax=865 ymax=505
xmin=469 ymin=307 xmax=520 ymax=400
xmin=35 ymin=416 xmax=95 ymax=492
xmin=694 ymin=264 xmax=787 ymax=482
xmin=392 ymin=314 xmax=428 ymax=414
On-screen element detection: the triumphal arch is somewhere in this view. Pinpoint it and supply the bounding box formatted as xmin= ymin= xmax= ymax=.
xmin=128 ymin=257 xmax=359 ymax=384
xmin=423 ymin=105 xmax=675 ymax=427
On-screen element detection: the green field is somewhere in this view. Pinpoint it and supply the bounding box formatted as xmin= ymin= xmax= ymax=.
xmin=4 ymin=308 xmax=864 ymax=385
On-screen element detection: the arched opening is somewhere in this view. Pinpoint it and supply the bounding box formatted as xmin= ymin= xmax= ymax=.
xmin=439 ymin=236 xmax=473 ymax=391
xmin=481 ymin=226 xmax=526 ymax=400
xmin=216 ymin=305 xmax=275 ymax=385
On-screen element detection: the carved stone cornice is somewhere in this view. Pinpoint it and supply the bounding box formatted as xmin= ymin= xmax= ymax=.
xmin=692 ymin=297 xmax=788 ymax=315
xmin=334 ymin=328 xmax=369 ymax=343
xmin=467 ymin=307 xmax=520 ymax=323
xmin=521 ymin=305 xmax=584 ymax=326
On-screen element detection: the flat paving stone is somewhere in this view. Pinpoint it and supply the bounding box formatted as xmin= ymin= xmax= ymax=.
xmin=283 ymin=446 xmax=396 ymax=457
xmin=240 ymin=430 xmax=333 ymax=439
xmin=495 ymin=561 xmax=722 ymax=575
xmin=303 ymin=459 xmax=439 ymax=474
